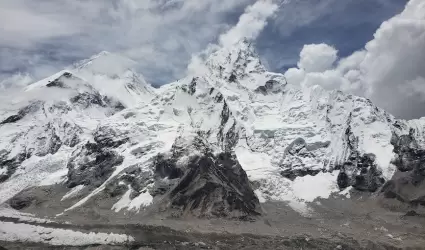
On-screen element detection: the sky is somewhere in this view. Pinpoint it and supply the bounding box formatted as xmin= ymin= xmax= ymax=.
xmin=0 ymin=0 xmax=424 ymax=119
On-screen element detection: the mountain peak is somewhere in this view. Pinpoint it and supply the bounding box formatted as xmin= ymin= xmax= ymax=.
xmin=205 ymin=39 xmax=266 ymax=80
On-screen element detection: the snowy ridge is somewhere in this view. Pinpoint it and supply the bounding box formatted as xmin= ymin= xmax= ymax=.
xmin=0 ymin=41 xmax=424 ymax=219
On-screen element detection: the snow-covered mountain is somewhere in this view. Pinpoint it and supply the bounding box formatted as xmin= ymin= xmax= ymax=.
xmin=0 ymin=40 xmax=424 ymax=219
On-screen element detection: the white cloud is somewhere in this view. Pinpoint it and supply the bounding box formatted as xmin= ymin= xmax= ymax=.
xmin=359 ymin=0 xmax=425 ymax=117
xmin=302 ymin=70 xmax=349 ymax=90
xmin=0 ymin=1 xmax=80 ymax=47
xmin=297 ymin=44 xmax=338 ymax=73
xmin=336 ymin=51 xmax=366 ymax=74
xmin=271 ymin=0 xmax=337 ymax=38
xmin=0 ymin=0 xmax=253 ymax=85
xmin=284 ymin=0 xmax=425 ymax=119
xmin=188 ymin=0 xmax=279 ymax=75
xmin=402 ymin=77 xmax=425 ymax=100
xmin=0 ymin=73 xmax=33 ymax=90
xmin=219 ymin=0 xmax=279 ymax=47
xmin=284 ymin=68 xmax=306 ymax=86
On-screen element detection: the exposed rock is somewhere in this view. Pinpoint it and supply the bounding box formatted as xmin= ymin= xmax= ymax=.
xmin=150 ymin=178 xmax=179 ymax=197
xmin=337 ymin=153 xmax=385 ymax=192
xmin=153 ymin=154 xmax=184 ymax=180
xmin=228 ymin=73 xmax=237 ymax=82
xmin=103 ymin=96 xmax=126 ymax=111
xmin=381 ymin=129 xmax=425 ymax=206
xmin=61 ymin=122 xmax=82 ymax=147
xmin=188 ymin=77 xmax=197 ymax=95
xmin=70 ymin=92 xmax=104 ymax=108
xmin=46 ymin=72 xmax=73 ymax=88
xmin=146 ymin=134 xmax=261 ymax=218
xmin=47 ymin=101 xmax=72 ymax=115
xmin=391 ymin=129 xmax=425 ymax=173
xmin=33 ymin=123 xmax=63 ymax=157
xmin=0 ymin=101 xmax=43 ymax=125
xmin=94 ymin=126 xmax=129 ymax=148
xmin=66 ymin=142 xmax=124 ymax=189
xmin=169 ymin=152 xmax=261 ymax=218
xmin=70 ymin=91 xmax=125 ymax=114
xmin=8 ymin=194 xmax=34 ymax=210
xmin=214 ymin=92 xmax=223 ymax=103
xmin=0 ymin=153 xmax=28 ymax=183
xmin=279 ymin=138 xmax=327 ymax=180
xmin=404 ymin=210 xmax=419 ymax=217
xmin=336 ymin=125 xmax=385 ymax=192
xmin=254 ymin=80 xmax=284 ymax=95
xmin=285 ymin=138 xmax=313 ymax=158
xmin=280 ymin=168 xmax=321 ymax=181
xmin=106 ymin=166 xmax=154 ymax=199
xmin=104 ymin=181 xmax=128 ymax=198
xmin=217 ymin=101 xmax=239 ymax=151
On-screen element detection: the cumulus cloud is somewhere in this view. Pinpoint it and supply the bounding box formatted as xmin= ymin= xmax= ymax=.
xmin=284 ymin=0 xmax=425 ymax=119
xmin=359 ymin=0 xmax=425 ymax=118
xmin=284 ymin=68 xmax=305 ymax=86
xmin=297 ymin=44 xmax=338 ymax=73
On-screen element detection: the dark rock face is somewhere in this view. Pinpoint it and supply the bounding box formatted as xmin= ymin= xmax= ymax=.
xmin=391 ymin=129 xmax=425 ymax=173
xmin=381 ymin=129 xmax=425 ymax=206
xmin=102 ymin=96 xmax=126 ymax=111
xmin=254 ymin=80 xmax=283 ymax=95
xmin=0 ymin=153 xmax=28 ymax=183
xmin=285 ymin=138 xmax=314 ymax=158
xmin=93 ymin=126 xmax=129 ymax=148
xmin=169 ymin=152 xmax=260 ymax=218
xmin=153 ymin=154 xmax=184 ymax=180
xmin=70 ymin=92 xmax=104 ymax=108
xmin=217 ymin=101 xmax=239 ymax=151
xmin=337 ymin=153 xmax=385 ymax=192
xmin=281 ymin=168 xmax=321 ymax=181
xmin=66 ymin=142 xmax=124 ymax=189
xmin=9 ymin=194 xmax=35 ymax=210
xmin=336 ymin=125 xmax=385 ymax=192
xmin=33 ymin=123 xmax=63 ymax=157
xmin=105 ymin=166 xmax=153 ymax=199
xmin=188 ymin=77 xmax=197 ymax=95
xmin=0 ymin=101 xmax=43 ymax=125
xmin=48 ymin=101 xmax=72 ymax=115
xmin=280 ymin=138 xmax=328 ymax=181
xmin=70 ymin=92 xmax=125 ymax=113
xmin=214 ymin=92 xmax=224 ymax=103
xmin=61 ymin=122 xmax=82 ymax=148
xmin=150 ymin=135 xmax=260 ymax=219
xmin=228 ymin=73 xmax=237 ymax=83
xmin=46 ymin=72 xmax=73 ymax=88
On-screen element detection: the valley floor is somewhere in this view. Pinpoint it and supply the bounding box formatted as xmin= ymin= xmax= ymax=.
xmin=1 ymin=196 xmax=425 ymax=250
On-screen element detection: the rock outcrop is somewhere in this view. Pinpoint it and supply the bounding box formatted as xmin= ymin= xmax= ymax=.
xmin=381 ymin=129 xmax=425 ymax=206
